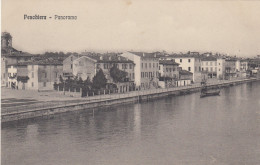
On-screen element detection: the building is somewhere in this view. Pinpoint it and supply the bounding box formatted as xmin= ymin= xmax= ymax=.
xmin=70 ymin=54 xmax=135 ymax=92
xmin=120 ymin=51 xmax=159 ymax=89
xmin=1 ymin=32 xmax=34 ymax=87
xmin=224 ymin=59 xmax=238 ymax=79
xmin=201 ymin=56 xmax=217 ymax=78
xmin=62 ymin=53 xmax=83 ymax=79
xmin=7 ymin=60 xmax=63 ymax=91
xmin=176 ymin=69 xmax=193 ymax=87
xmin=161 ymin=53 xmax=202 ymax=82
xmin=158 ymin=60 xmax=180 ymax=88
xmin=159 ymin=59 xmax=179 ymax=79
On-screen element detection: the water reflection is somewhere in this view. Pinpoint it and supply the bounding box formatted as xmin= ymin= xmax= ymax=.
xmin=2 ymin=81 xmax=260 ymax=165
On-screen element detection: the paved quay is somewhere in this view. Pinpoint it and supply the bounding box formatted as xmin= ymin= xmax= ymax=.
xmin=1 ymin=78 xmax=258 ymax=120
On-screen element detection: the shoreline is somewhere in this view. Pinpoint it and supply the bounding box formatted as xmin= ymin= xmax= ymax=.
xmin=1 ymin=78 xmax=259 ymax=123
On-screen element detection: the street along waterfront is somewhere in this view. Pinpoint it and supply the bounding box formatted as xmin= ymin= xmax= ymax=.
xmin=2 ymin=81 xmax=260 ymax=165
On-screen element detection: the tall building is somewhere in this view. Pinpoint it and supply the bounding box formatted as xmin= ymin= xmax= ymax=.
xmin=120 ymin=51 xmax=159 ymax=89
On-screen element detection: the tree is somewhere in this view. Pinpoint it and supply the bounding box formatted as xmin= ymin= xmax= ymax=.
xmin=59 ymin=75 xmax=64 ymax=83
xmin=92 ymin=69 xmax=107 ymax=89
xmin=110 ymin=65 xmax=127 ymax=83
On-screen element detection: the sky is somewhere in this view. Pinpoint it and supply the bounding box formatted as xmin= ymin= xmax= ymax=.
xmin=2 ymin=0 xmax=260 ymax=57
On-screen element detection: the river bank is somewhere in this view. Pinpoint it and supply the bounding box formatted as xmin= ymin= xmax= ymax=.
xmin=1 ymin=78 xmax=259 ymax=123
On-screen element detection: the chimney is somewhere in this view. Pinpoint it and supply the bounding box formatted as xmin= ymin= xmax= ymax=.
xmin=154 ymin=53 xmax=157 ymax=58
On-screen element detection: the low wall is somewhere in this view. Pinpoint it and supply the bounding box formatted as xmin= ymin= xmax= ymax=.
xmin=1 ymin=78 xmax=259 ymax=123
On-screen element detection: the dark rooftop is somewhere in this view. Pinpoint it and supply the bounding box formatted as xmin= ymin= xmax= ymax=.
xmin=159 ymin=60 xmax=179 ymax=66
xmin=179 ymin=70 xmax=193 ymax=75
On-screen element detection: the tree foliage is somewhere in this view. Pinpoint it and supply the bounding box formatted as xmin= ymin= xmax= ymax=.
xmin=110 ymin=65 xmax=127 ymax=83
xmin=92 ymin=69 xmax=107 ymax=89
xmin=17 ymin=76 xmax=29 ymax=83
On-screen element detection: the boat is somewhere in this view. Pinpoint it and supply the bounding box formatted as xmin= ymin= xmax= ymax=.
xmin=200 ymin=83 xmax=221 ymax=98
xmin=200 ymin=90 xmax=220 ymax=98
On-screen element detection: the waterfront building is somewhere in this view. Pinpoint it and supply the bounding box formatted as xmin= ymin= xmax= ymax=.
xmin=120 ymin=51 xmax=159 ymax=89
xmin=160 ymin=53 xmax=202 ymax=82
xmin=201 ymin=56 xmax=217 ymax=78
xmin=7 ymin=60 xmax=63 ymax=90
xmin=158 ymin=60 xmax=180 ymax=88
xmin=1 ymin=32 xmax=33 ymax=87
xmin=71 ymin=54 xmax=135 ymax=92
xmin=176 ymin=69 xmax=193 ymax=87
xmin=159 ymin=59 xmax=180 ymax=79
xmin=224 ymin=58 xmax=238 ymax=79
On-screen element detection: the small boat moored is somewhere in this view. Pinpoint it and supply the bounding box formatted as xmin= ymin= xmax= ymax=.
xmin=200 ymin=82 xmax=221 ymax=98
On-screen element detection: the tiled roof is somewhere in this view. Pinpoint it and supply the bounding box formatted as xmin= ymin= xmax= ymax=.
xmin=159 ymin=60 xmax=179 ymax=65
xmin=179 ymin=70 xmax=193 ymax=75
xmin=2 ymin=50 xmax=34 ymax=57
xmin=201 ymin=56 xmax=217 ymax=61
xmin=167 ymin=54 xmax=201 ymax=58
xmin=79 ymin=54 xmax=134 ymax=63
xmin=14 ymin=59 xmax=63 ymax=66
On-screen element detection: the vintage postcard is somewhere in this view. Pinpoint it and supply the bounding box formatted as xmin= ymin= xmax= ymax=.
xmin=1 ymin=0 xmax=260 ymax=165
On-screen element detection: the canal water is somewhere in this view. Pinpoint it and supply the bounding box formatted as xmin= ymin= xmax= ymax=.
xmin=2 ymin=81 xmax=260 ymax=165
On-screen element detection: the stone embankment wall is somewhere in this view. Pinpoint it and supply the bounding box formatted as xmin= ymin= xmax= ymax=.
xmin=1 ymin=78 xmax=259 ymax=123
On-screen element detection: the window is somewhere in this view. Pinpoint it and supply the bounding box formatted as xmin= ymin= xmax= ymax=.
xmin=199 ymin=67 xmax=201 ymax=71
xmin=159 ymin=66 xmax=160 ymax=70
xmin=180 ymin=59 xmax=182 ymax=63
xmin=56 ymin=72 xmax=58 ymax=78
xmin=32 ymin=72 xmax=34 ymax=78
xmin=145 ymin=63 xmax=147 ymax=68
xmin=44 ymin=65 xmax=47 ymax=68
xmin=133 ymin=73 xmax=135 ymax=79
xmin=219 ymin=63 xmax=221 ymax=65
xmin=210 ymin=62 xmax=212 ymax=66
xmin=202 ymin=68 xmax=204 ymax=71
xmin=149 ymin=63 xmax=151 ymax=68
xmin=3 ymin=73 xmax=5 ymax=78
xmin=45 ymin=73 xmax=47 ymax=78
xmin=210 ymin=68 xmax=213 ymax=71
xmin=157 ymin=63 xmax=158 ymax=68
xmin=71 ymin=57 xmax=73 ymax=61
xmin=129 ymin=64 xmax=132 ymax=69
xmin=153 ymin=63 xmax=155 ymax=68
xmin=188 ymin=67 xmax=191 ymax=71
xmin=206 ymin=62 xmax=208 ymax=65
xmin=166 ymin=68 xmax=168 ymax=72
xmin=141 ymin=63 xmax=143 ymax=68
xmin=43 ymin=82 xmax=46 ymax=87
xmin=71 ymin=64 xmax=73 ymax=69
xmin=188 ymin=59 xmax=191 ymax=63
xmin=32 ymin=82 xmax=34 ymax=87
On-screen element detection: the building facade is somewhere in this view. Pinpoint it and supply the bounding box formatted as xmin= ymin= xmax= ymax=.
xmin=120 ymin=51 xmax=159 ymax=89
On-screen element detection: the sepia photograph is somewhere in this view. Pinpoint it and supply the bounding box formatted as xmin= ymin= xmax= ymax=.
xmin=1 ymin=0 xmax=260 ymax=164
